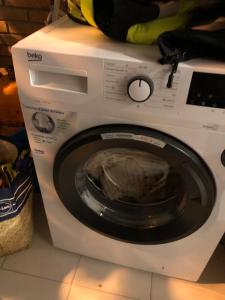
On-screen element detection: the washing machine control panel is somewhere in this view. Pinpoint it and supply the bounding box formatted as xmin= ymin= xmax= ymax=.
xmin=104 ymin=59 xmax=180 ymax=110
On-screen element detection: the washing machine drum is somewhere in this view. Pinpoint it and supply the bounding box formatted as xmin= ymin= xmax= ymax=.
xmin=54 ymin=125 xmax=216 ymax=244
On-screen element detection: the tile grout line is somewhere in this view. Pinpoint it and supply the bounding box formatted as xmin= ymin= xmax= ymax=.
xmin=66 ymin=255 xmax=83 ymax=300
xmin=66 ymin=255 xmax=137 ymax=300
xmin=150 ymin=273 xmax=153 ymax=300
xmin=0 ymin=257 xmax=7 ymax=268
xmin=70 ymin=255 xmax=149 ymax=300
xmin=0 ymin=266 xmax=72 ymax=285
xmin=74 ymin=282 xmax=138 ymax=300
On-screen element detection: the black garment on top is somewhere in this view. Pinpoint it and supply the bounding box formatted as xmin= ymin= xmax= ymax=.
xmin=93 ymin=0 xmax=160 ymax=41
xmin=158 ymin=29 xmax=225 ymax=88
xmin=157 ymin=1 xmax=225 ymax=88
xmin=158 ymin=29 xmax=225 ymax=65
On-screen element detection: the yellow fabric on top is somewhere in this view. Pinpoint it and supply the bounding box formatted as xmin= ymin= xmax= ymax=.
xmin=127 ymin=14 xmax=188 ymax=44
xmin=81 ymin=0 xmax=97 ymax=27
xmin=67 ymin=0 xmax=86 ymax=23
xmin=127 ymin=0 xmax=199 ymax=45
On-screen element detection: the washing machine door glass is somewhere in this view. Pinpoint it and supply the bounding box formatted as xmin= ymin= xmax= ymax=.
xmin=54 ymin=125 xmax=216 ymax=244
xmin=76 ymin=148 xmax=185 ymax=229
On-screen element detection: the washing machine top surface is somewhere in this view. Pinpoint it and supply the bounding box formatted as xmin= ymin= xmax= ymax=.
xmin=15 ymin=16 xmax=160 ymax=63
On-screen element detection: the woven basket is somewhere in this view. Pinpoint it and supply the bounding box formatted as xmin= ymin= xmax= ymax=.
xmin=0 ymin=192 xmax=33 ymax=257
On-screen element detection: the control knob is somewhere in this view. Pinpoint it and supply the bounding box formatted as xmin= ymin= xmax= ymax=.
xmin=127 ymin=76 xmax=154 ymax=103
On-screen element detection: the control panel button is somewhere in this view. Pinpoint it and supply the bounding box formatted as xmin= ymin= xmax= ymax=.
xmin=127 ymin=76 xmax=154 ymax=102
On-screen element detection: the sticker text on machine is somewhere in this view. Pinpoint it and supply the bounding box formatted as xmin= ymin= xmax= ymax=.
xmin=101 ymin=133 xmax=166 ymax=148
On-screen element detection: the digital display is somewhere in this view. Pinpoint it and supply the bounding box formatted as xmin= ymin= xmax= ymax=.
xmin=187 ymin=72 xmax=225 ymax=109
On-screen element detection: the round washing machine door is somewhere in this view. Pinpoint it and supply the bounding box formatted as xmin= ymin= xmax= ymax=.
xmin=53 ymin=125 xmax=216 ymax=244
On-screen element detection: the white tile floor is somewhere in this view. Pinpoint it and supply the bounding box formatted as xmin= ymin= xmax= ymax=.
xmin=0 ymin=194 xmax=225 ymax=300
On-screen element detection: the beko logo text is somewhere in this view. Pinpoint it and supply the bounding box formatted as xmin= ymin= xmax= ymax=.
xmin=27 ymin=51 xmax=42 ymax=62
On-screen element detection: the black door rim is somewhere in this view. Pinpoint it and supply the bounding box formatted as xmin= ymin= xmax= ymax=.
xmin=53 ymin=124 xmax=216 ymax=245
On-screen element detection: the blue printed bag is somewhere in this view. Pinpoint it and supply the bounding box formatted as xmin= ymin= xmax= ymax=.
xmin=0 ymin=129 xmax=34 ymax=256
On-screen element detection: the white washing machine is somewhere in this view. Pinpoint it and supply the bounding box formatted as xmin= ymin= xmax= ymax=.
xmin=12 ymin=16 xmax=225 ymax=281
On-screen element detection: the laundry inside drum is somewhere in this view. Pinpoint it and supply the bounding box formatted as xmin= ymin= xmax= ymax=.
xmin=85 ymin=148 xmax=173 ymax=204
xmin=75 ymin=148 xmax=185 ymax=229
